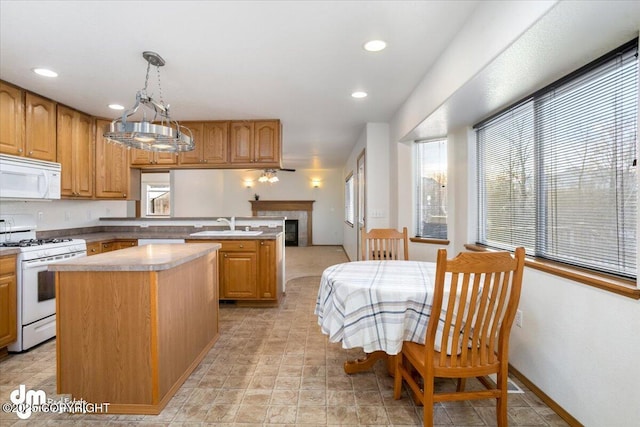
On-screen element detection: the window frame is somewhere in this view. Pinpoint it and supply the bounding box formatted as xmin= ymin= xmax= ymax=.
xmin=474 ymin=38 xmax=638 ymax=286
xmin=414 ymin=138 xmax=449 ymax=241
xmin=344 ymin=172 xmax=355 ymax=227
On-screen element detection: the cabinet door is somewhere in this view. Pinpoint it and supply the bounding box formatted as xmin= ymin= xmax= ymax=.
xmin=25 ymin=93 xmax=56 ymax=161
xmin=254 ymin=120 xmax=280 ymax=165
xmin=74 ymin=112 xmax=94 ymax=197
xmin=155 ymin=151 xmax=178 ymax=165
xmin=57 ymin=106 xmax=75 ymax=196
xmin=178 ymin=122 xmax=204 ymax=165
xmin=258 ymin=240 xmax=276 ymax=299
xmin=86 ymin=242 xmax=101 ymax=256
xmin=221 ymin=251 xmax=257 ymax=298
xmin=0 ymin=256 xmax=17 ymax=348
xmin=202 ymin=121 xmax=229 ymax=164
xmin=229 ymin=121 xmax=254 ymax=164
xmin=130 ymin=148 xmax=154 ymax=165
xmin=0 ymin=82 xmax=24 ymax=156
xmin=95 ymin=119 xmax=131 ymax=198
xmin=114 ymin=240 xmax=137 ymax=250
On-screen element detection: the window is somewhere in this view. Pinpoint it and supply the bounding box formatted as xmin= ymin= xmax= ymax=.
xmin=415 ymin=139 xmax=448 ymax=239
xmin=345 ymin=172 xmax=354 ymax=226
xmin=476 ymin=40 xmax=638 ymax=279
xmin=141 ymin=172 xmax=171 ymax=217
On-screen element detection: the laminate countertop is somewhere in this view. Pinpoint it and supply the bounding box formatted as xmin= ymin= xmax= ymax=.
xmin=48 ymin=243 xmax=220 ymax=272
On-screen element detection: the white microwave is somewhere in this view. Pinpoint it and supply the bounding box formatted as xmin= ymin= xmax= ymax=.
xmin=0 ymin=154 xmax=61 ymax=200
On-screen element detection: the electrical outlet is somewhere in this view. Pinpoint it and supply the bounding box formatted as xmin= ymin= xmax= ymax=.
xmin=515 ymin=310 xmax=523 ymax=328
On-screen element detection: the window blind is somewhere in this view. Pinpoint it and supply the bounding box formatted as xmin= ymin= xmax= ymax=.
xmin=477 ymin=39 xmax=638 ymax=278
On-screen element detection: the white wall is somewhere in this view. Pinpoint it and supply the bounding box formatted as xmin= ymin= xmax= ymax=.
xmin=354 ymin=1 xmax=640 ymax=425
xmin=0 ymin=199 xmax=128 ymax=230
xmin=172 ymin=168 xmax=344 ymax=245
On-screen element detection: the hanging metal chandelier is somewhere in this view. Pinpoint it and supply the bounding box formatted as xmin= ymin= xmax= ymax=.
xmin=104 ymin=51 xmax=194 ymax=152
xmin=258 ymin=169 xmax=279 ymax=183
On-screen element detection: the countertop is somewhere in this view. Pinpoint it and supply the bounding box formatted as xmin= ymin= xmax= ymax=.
xmin=0 ymin=247 xmax=21 ymax=256
xmin=48 ymin=243 xmax=221 ymax=272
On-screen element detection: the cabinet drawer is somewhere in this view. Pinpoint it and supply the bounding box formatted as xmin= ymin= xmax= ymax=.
xmin=218 ymin=240 xmax=258 ymax=252
xmin=86 ymin=242 xmax=101 ymax=255
xmin=0 ymin=255 xmax=16 ymax=276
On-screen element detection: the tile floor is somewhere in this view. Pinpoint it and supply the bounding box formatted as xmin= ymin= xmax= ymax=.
xmin=0 ymin=246 xmax=569 ymax=426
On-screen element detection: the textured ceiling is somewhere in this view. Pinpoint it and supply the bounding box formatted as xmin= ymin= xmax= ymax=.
xmin=0 ymin=0 xmax=478 ymax=169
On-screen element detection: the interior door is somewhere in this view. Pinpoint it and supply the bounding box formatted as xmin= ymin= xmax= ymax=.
xmin=356 ymin=150 xmax=366 ymax=260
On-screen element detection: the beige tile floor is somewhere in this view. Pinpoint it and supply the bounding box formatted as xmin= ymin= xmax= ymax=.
xmin=0 ymin=245 xmax=569 ymax=426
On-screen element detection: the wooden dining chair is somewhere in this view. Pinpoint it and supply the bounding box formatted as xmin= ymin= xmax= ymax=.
xmin=393 ymin=247 xmax=525 ymax=427
xmin=361 ymin=227 xmax=409 ymax=261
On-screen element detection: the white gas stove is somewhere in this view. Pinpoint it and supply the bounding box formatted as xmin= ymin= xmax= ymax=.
xmin=1 ymin=214 xmax=87 ymax=352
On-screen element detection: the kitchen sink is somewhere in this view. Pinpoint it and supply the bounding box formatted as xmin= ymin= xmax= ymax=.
xmin=189 ymin=230 xmax=264 ymax=237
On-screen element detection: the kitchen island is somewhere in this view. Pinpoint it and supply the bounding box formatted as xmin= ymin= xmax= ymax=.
xmin=50 ymin=243 xmax=220 ymax=415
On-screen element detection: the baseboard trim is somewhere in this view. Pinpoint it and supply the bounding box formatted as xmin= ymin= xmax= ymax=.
xmin=509 ymin=364 xmax=583 ymax=427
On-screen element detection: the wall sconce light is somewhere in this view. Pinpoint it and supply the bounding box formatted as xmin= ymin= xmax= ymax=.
xmin=312 ymin=179 xmax=321 ymax=188
xmin=244 ymin=179 xmax=254 ymax=188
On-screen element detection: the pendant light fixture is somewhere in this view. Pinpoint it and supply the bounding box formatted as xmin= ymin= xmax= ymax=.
xmin=104 ymin=51 xmax=194 ymax=152
xmin=258 ymin=169 xmax=279 ymax=183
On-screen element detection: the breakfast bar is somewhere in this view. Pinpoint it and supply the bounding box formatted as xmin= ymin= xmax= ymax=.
xmin=50 ymin=243 xmax=220 ymax=415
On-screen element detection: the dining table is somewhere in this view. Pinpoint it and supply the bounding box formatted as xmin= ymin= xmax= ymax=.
xmin=315 ymin=259 xmax=439 ymax=374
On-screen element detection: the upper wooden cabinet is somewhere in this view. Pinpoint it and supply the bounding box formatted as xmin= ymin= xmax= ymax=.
xmin=178 ymin=121 xmax=229 ymax=166
xmin=130 ymin=148 xmax=178 ymax=167
xmin=57 ymin=105 xmax=94 ymax=198
xmin=26 ymin=93 xmax=57 ymax=162
xmin=0 ymin=82 xmax=24 ymax=156
xmin=229 ymin=120 xmax=281 ymax=167
xmin=0 ymin=82 xmax=57 ymax=162
xmin=95 ymin=119 xmax=140 ymax=199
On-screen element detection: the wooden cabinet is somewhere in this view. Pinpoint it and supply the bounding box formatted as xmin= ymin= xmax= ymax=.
xmin=94 ymin=119 xmax=140 ymax=199
xmin=26 ymin=93 xmax=57 ymax=161
xmin=130 ymin=148 xmax=178 ymax=166
xmin=219 ymin=240 xmax=258 ymax=299
xmin=0 ymin=82 xmax=24 ymax=156
xmin=0 ymin=255 xmax=17 ymax=348
xmin=114 ymin=240 xmax=137 ymax=250
xmin=229 ymin=120 xmax=280 ymax=167
xmin=57 ymin=105 xmax=94 ymax=198
xmin=86 ymin=239 xmax=138 ymax=255
xmin=187 ymin=236 xmax=283 ymax=303
xmin=178 ymin=121 xmax=229 ymax=166
xmin=0 ymin=82 xmax=57 ymax=161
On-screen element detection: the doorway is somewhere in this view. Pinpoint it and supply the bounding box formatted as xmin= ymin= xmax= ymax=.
xmin=356 ymin=150 xmax=366 ymax=260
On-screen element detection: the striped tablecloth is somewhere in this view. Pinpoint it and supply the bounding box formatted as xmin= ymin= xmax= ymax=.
xmin=315 ymin=260 xmax=438 ymax=355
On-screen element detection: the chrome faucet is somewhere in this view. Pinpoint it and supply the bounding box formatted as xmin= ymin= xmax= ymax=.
xmin=216 ymin=216 xmax=235 ymax=231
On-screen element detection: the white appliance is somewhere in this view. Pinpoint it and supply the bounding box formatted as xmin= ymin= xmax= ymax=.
xmin=0 ymin=154 xmax=61 ymax=200
xmin=1 ymin=214 xmax=86 ymax=352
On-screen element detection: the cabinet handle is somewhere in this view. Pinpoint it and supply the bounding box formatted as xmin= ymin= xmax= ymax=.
xmin=224 ymin=253 xmax=228 ymax=258
xmin=29 ymin=151 xmax=34 ymax=155
xmin=18 ymin=148 xmax=23 ymax=153
xmin=260 ymin=241 xmax=264 ymax=245
xmin=239 ymin=244 xmax=244 ymax=248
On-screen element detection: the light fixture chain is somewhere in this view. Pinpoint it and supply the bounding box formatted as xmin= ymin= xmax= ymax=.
xmin=142 ymin=60 xmax=151 ymax=96
xmin=156 ymin=65 xmax=165 ymax=109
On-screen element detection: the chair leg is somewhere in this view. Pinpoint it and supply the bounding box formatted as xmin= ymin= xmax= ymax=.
xmin=496 ymin=371 xmax=508 ymax=427
xmin=423 ymin=375 xmax=435 ymax=427
xmin=393 ymin=354 xmax=403 ymax=400
xmin=456 ymin=378 xmax=466 ymax=392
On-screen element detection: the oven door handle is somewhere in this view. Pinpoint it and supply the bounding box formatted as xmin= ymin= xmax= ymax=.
xmin=22 ymin=252 xmax=86 ymax=269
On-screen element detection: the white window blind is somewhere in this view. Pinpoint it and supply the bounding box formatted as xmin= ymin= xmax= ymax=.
xmin=477 ymin=39 xmax=638 ymax=278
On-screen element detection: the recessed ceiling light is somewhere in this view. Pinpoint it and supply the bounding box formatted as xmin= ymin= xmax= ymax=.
xmin=363 ymin=40 xmax=387 ymax=52
xmin=32 ymin=68 xmax=58 ymax=78
xmin=351 ymin=91 xmax=368 ymax=99
xmin=108 ymin=104 xmax=125 ymax=110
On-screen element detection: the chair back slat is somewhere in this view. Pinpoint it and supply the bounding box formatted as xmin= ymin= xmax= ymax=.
xmin=427 ymin=248 xmax=525 ymax=369
xmin=361 ymin=227 xmax=409 ymax=260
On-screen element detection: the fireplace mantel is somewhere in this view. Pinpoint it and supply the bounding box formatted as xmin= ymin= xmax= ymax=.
xmin=250 ymin=200 xmax=315 ymax=245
